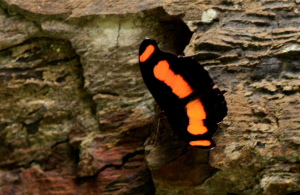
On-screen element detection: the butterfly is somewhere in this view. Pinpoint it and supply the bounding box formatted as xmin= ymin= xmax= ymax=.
xmin=139 ymin=39 xmax=227 ymax=149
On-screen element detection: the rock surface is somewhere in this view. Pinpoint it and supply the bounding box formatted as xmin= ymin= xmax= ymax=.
xmin=0 ymin=0 xmax=300 ymax=195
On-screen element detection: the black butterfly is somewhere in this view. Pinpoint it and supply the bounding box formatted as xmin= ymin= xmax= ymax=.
xmin=139 ymin=39 xmax=227 ymax=149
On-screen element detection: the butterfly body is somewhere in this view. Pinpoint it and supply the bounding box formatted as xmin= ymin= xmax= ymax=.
xmin=139 ymin=39 xmax=227 ymax=149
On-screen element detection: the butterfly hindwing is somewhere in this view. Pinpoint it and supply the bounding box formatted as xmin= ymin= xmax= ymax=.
xmin=139 ymin=39 xmax=227 ymax=149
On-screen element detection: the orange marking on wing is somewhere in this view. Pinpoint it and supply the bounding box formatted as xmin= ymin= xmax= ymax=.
xmin=153 ymin=60 xmax=193 ymax=98
xmin=186 ymin=99 xmax=208 ymax=135
xmin=189 ymin=140 xmax=211 ymax=147
xmin=140 ymin=45 xmax=155 ymax=62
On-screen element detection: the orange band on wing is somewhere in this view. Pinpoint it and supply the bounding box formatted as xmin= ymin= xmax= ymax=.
xmin=189 ymin=140 xmax=211 ymax=147
xmin=154 ymin=60 xmax=193 ymax=98
xmin=140 ymin=45 xmax=155 ymax=62
xmin=186 ymin=99 xmax=208 ymax=135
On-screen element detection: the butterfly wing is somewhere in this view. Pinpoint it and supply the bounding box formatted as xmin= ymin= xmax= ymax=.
xmin=139 ymin=39 xmax=227 ymax=149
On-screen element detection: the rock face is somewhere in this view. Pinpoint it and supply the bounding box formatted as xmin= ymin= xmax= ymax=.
xmin=0 ymin=0 xmax=300 ymax=195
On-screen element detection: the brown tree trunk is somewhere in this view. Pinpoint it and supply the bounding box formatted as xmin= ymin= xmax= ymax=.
xmin=0 ymin=0 xmax=299 ymax=195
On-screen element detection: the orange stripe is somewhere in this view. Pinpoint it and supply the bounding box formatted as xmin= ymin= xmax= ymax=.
xmin=186 ymin=99 xmax=208 ymax=135
xmin=140 ymin=45 xmax=155 ymax=62
xmin=153 ymin=60 xmax=193 ymax=98
xmin=189 ymin=140 xmax=211 ymax=147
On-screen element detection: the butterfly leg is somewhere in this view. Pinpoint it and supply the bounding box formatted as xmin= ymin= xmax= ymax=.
xmin=153 ymin=110 xmax=168 ymax=145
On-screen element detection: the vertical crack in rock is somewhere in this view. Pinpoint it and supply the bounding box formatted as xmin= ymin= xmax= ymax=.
xmin=77 ymin=61 xmax=99 ymax=120
xmin=116 ymin=19 xmax=121 ymax=48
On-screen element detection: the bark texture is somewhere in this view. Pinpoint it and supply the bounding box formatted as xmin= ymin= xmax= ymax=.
xmin=0 ymin=0 xmax=300 ymax=195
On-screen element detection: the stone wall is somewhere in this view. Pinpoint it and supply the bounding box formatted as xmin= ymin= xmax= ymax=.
xmin=0 ymin=0 xmax=299 ymax=194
